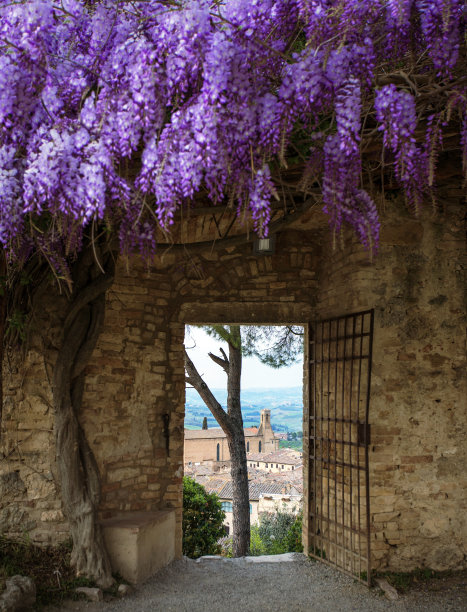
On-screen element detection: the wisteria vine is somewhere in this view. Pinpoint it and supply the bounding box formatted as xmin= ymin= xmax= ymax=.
xmin=0 ymin=0 xmax=465 ymax=266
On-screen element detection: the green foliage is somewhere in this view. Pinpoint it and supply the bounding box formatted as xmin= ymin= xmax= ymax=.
xmin=182 ymin=477 xmax=226 ymax=559
xmin=279 ymin=439 xmax=303 ymax=451
xmin=249 ymin=526 xmax=267 ymax=556
xmin=203 ymin=324 xmax=241 ymax=350
xmin=284 ymin=513 xmax=303 ymax=553
xmin=241 ymin=326 xmax=303 ymax=368
xmin=198 ymin=324 xmax=303 ymax=369
xmin=202 ymin=416 xmax=208 ymax=430
xmin=219 ymin=537 xmax=233 ymax=558
xmin=248 ymin=509 xmax=303 ymax=556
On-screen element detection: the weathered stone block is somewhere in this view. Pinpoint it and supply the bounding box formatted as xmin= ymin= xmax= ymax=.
xmin=101 ymin=511 xmax=175 ymax=584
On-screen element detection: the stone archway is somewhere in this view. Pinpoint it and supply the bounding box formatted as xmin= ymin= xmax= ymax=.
xmin=2 ymin=196 xmax=466 ymax=581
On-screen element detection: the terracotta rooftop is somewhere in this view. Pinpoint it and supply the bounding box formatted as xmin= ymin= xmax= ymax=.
xmin=249 ymin=468 xmax=304 ymax=494
xmin=185 ymin=426 xmax=258 ymax=439
xmin=246 ymin=448 xmax=302 ymax=465
xmin=203 ymin=477 xmax=231 ymax=495
xmin=218 ymin=480 xmax=297 ymax=501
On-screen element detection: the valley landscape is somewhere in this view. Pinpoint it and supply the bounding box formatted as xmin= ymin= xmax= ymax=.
xmin=185 ymin=386 xmax=303 ymax=433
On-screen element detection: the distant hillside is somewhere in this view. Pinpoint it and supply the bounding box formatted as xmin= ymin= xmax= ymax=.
xmin=185 ymin=386 xmax=303 ymax=432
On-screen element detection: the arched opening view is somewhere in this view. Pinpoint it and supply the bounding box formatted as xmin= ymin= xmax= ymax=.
xmin=184 ymin=324 xmax=304 ymax=558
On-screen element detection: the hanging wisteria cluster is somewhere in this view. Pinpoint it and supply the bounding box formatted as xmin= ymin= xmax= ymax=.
xmin=0 ymin=0 xmax=465 ymax=264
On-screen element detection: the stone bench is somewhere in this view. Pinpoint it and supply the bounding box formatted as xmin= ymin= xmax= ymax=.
xmin=101 ymin=510 xmax=175 ymax=584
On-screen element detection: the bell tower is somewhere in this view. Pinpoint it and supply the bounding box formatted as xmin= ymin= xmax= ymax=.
xmin=257 ymin=409 xmax=271 ymax=435
xmin=257 ymin=409 xmax=278 ymax=451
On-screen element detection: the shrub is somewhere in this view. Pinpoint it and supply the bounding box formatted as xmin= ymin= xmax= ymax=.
xmin=249 ymin=525 xmax=267 ymax=556
xmin=219 ymin=536 xmax=233 ymax=558
xmin=255 ymin=507 xmax=303 ymax=555
xmin=284 ymin=513 xmax=303 ymax=553
xmin=182 ymin=476 xmax=226 ymax=558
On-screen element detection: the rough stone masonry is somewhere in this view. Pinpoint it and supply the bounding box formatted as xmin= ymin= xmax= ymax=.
xmin=1 ymin=188 xmax=465 ymax=575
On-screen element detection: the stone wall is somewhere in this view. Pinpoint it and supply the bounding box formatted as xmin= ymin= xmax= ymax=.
xmin=184 ymin=435 xmax=230 ymax=463
xmin=82 ymin=267 xmax=186 ymax=557
xmin=165 ymin=231 xmax=319 ymax=551
xmin=313 ymin=192 xmax=467 ymax=572
xmin=1 ymin=191 xmax=465 ymax=574
xmin=0 ymin=264 xmax=187 ymax=553
xmin=0 ymin=230 xmax=318 ymax=558
xmin=1 ymin=288 xmax=69 ymax=544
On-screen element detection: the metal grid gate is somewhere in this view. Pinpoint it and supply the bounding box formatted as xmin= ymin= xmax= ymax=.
xmin=308 ymin=310 xmax=374 ymax=585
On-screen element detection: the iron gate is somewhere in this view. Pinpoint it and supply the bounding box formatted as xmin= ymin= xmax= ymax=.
xmin=308 ymin=309 xmax=374 ymax=585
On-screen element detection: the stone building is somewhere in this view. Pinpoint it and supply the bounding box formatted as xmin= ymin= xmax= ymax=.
xmin=247 ymin=448 xmax=302 ymax=473
xmin=1 ymin=180 xmax=466 ymax=584
xmin=184 ymin=409 xmax=279 ymax=464
xmin=214 ymin=481 xmax=301 ymax=536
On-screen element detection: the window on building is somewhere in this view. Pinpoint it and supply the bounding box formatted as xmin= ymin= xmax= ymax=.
xmin=221 ymin=501 xmax=233 ymax=512
xmin=281 ymin=465 xmax=284 ymax=469
xmin=216 ymin=443 xmax=220 ymax=462
xmin=276 ymin=464 xmax=278 ymax=468
xmin=258 ymin=441 xmax=262 ymax=453
xmin=265 ymin=463 xmax=268 ymax=468
xmin=247 ymin=441 xmax=250 ymax=452
xmin=249 ymin=503 xmax=252 ymax=514
xmin=292 ymin=466 xmax=294 ymax=470
xmin=257 ymin=462 xmax=259 ymax=467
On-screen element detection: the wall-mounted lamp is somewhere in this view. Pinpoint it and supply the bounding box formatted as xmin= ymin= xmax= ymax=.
xmin=253 ymin=235 xmax=276 ymax=255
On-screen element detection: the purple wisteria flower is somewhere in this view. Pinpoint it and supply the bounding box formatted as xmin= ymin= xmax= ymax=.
xmin=0 ymin=0 xmax=464 ymax=263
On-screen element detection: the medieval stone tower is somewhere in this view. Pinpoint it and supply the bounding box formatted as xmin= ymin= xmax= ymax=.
xmin=257 ymin=409 xmax=279 ymax=452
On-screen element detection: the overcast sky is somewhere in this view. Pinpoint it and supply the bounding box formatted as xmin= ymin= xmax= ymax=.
xmin=184 ymin=326 xmax=303 ymax=389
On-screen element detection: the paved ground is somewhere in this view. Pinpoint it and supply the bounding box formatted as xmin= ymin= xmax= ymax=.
xmin=48 ymin=554 xmax=467 ymax=612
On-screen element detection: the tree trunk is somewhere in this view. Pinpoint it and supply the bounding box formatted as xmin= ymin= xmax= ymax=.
xmin=53 ymin=246 xmax=115 ymax=587
xmin=184 ymin=325 xmax=250 ymax=557
xmin=225 ymin=327 xmax=250 ymax=557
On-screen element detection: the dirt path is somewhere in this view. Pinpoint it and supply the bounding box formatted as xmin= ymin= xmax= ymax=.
xmin=47 ymin=554 xmax=467 ymax=612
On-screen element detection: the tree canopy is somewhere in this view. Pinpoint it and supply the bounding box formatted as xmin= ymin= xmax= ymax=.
xmin=0 ymin=0 xmax=465 ymax=274
xmin=203 ymin=324 xmax=303 ymax=368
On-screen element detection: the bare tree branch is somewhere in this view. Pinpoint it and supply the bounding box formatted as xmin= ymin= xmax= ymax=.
xmin=208 ymin=350 xmax=229 ymax=373
xmin=184 ymin=349 xmax=232 ymax=435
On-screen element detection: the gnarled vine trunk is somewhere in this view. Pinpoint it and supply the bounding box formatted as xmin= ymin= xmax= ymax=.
xmin=0 ymin=249 xmax=5 ymax=436
xmin=53 ymin=245 xmax=116 ymax=587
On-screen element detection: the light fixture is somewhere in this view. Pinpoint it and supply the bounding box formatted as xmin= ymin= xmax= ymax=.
xmin=253 ymin=235 xmax=276 ymax=255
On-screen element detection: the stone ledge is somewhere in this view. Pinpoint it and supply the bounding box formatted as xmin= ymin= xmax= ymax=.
xmin=101 ymin=510 xmax=175 ymax=584
xmin=196 ymin=553 xmax=306 ymax=564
